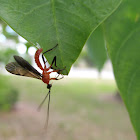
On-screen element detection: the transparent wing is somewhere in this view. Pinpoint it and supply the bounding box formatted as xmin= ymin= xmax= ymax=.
xmin=14 ymin=55 xmax=42 ymax=77
xmin=5 ymin=62 xmax=41 ymax=79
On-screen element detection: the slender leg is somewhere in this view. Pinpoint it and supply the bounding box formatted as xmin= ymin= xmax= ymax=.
xmin=51 ymin=66 xmax=66 ymax=73
xmin=42 ymin=54 xmax=46 ymax=65
xmin=57 ymin=75 xmax=64 ymax=80
xmin=41 ymin=43 xmax=58 ymax=66
xmin=55 ymin=74 xmax=60 ymax=79
xmin=50 ymin=56 xmax=57 ymax=67
xmin=50 ymin=75 xmax=64 ymax=80
xmin=43 ymin=49 xmax=63 ymax=71
xmin=42 ymin=51 xmax=57 ymax=65
xmin=43 ymin=56 xmax=57 ymax=72
xmin=42 ymin=55 xmax=57 ymax=70
xmin=42 ymin=47 xmax=66 ymax=74
xmin=43 ymin=44 xmax=58 ymax=55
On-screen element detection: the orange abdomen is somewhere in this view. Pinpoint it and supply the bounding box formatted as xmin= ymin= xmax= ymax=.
xmin=35 ymin=48 xmax=44 ymax=70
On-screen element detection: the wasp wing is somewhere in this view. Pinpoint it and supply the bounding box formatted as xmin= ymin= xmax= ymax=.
xmin=14 ymin=55 xmax=42 ymax=77
xmin=5 ymin=62 xmax=41 ymax=79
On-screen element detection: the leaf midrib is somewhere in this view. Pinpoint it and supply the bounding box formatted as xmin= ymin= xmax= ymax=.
xmin=51 ymin=0 xmax=64 ymax=66
xmin=115 ymin=26 xmax=140 ymax=66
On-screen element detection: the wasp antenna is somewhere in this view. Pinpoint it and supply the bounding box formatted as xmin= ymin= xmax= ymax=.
xmin=37 ymin=90 xmax=50 ymax=111
xmin=44 ymin=90 xmax=51 ymax=130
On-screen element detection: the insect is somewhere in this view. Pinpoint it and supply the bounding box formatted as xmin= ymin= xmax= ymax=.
xmin=5 ymin=44 xmax=65 ymax=129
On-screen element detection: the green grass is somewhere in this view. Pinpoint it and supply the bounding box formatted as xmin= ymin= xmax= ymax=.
xmin=0 ymin=76 xmax=19 ymax=111
xmin=0 ymin=75 xmax=136 ymax=140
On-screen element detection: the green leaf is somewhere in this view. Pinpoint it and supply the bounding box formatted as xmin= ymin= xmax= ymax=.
xmin=0 ymin=0 xmax=122 ymax=74
xmin=86 ymin=25 xmax=107 ymax=71
xmin=104 ymin=0 xmax=140 ymax=138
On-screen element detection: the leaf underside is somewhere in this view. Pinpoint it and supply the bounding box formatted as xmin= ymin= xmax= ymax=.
xmin=104 ymin=0 xmax=140 ymax=138
xmin=0 ymin=0 xmax=122 ymax=74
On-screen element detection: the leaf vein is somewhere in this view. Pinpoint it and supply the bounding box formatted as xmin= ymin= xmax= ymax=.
xmin=56 ymin=7 xmax=86 ymax=23
xmin=115 ymin=27 xmax=140 ymax=65
xmin=57 ymin=20 xmax=85 ymax=36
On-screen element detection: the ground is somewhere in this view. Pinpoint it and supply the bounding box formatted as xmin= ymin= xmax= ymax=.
xmin=0 ymin=76 xmax=136 ymax=140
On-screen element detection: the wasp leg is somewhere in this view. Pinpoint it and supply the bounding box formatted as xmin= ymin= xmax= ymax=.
xmin=50 ymin=75 xmax=64 ymax=80
xmin=42 ymin=54 xmax=46 ymax=65
xmin=41 ymin=44 xmax=58 ymax=65
xmin=43 ymin=44 xmax=58 ymax=55
xmin=42 ymin=46 xmax=67 ymax=74
xmin=43 ymin=56 xmax=57 ymax=72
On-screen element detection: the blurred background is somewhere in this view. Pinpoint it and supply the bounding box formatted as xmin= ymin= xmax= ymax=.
xmin=0 ymin=20 xmax=136 ymax=140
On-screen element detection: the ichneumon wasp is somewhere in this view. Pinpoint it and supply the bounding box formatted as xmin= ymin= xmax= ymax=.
xmin=5 ymin=44 xmax=66 ymax=129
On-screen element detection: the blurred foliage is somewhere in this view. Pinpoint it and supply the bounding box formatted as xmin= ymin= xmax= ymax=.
xmin=0 ymin=48 xmax=18 ymax=64
xmin=0 ymin=19 xmax=33 ymax=65
xmin=0 ymin=19 xmax=32 ymax=49
xmin=25 ymin=42 xmax=33 ymax=50
xmin=0 ymin=76 xmax=19 ymax=111
xmin=0 ymin=19 xmax=18 ymax=42
xmin=73 ymin=47 xmax=95 ymax=68
xmin=86 ymin=26 xmax=107 ymax=71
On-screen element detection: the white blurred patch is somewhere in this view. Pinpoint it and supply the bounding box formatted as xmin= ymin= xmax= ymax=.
xmin=0 ymin=34 xmax=6 ymax=42
xmin=18 ymin=36 xmax=27 ymax=43
xmin=6 ymin=26 xmax=17 ymax=35
xmin=28 ymin=46 xmax=37 ymax=56
xmin=16 ymin=43 xmax=27 ymax=54
xmin=36 ymin=42 xmax=41 ymax=49
xmin=0 ymin=24 xmax=2 ymax=32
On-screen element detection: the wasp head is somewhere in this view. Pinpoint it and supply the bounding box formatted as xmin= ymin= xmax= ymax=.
xmin=47 ymin=84 xmax=52 ymax=90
